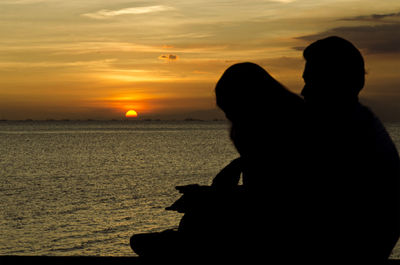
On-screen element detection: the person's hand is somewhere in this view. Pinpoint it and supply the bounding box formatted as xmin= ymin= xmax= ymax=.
xmin=211 ymin=157 xmax=242 ymax=190
xmin=166 ymin=185 xmax=213 ymax=212
xmin=175 ymin=184 xmax=201 ymax=194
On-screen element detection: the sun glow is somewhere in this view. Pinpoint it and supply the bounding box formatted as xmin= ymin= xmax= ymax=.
xmin=125 ymin=109 xmax=138 ymax=118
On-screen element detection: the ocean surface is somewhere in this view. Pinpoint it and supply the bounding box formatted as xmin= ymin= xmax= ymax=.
xmin=0 ymin=120 xmax=399 ymax=257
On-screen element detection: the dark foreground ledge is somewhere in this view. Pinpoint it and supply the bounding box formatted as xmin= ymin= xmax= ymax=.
xmin=1 ymin=256 xmax=399 ymax=265
xmin=1 ymin=256 xmax=141 ymax=265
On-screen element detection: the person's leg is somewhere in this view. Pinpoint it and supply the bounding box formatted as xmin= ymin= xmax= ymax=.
xmin=130 ymin=229 xmax=183 ymax=259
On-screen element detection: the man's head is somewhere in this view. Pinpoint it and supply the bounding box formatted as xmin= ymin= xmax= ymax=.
xmin=301 ymin=36 xmax=365 ymax=105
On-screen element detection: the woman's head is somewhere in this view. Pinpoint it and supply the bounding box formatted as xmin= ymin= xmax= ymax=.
xmin=215 ymin=62 xmax=296 ymax=156
xmin=215 ymin=62 xmax=288 ymax=122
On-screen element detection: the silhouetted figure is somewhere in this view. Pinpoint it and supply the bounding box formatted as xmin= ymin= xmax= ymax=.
xmin=301 ymin=36 xmax=400 ymax=263
xmin=215 ymin=62 xmax=306 ymax=188
xmin=211 ymin=63 xmax=308 ymax=262
xmin=130 ymin=63 xmax=308 ymax=263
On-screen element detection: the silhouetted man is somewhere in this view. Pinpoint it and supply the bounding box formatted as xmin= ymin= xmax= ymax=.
xmin=301 ymin=36 xmax=400 ymax=262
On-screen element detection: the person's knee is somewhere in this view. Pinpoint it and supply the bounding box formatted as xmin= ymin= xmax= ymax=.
xmin=130 ymin=234 xmax=146 ymax=255
xmin=129 ymin=234 xmax=136 ymax=248
xmin=130 ymin=231 xmax=178 ymax=257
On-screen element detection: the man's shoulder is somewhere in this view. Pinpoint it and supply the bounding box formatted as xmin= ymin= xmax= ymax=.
xmin=358 ymin=103 xmax=399 ymax=156
xmin=356 ymin=103 xmax=386 ymax=131
xmin=355 ymin=102 xmax=375 ymax=119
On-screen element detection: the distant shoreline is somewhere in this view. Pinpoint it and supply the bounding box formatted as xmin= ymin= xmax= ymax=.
xmin=2 ymin=119 xmax=400 ymax=124
xmin=0 ymin=118 xmax=228 ymax=122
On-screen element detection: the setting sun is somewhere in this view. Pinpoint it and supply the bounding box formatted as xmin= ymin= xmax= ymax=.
xmin=125 ymin=110 xmax=138 ymax=118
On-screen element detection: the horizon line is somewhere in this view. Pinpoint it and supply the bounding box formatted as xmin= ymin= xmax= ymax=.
xmin=0 ymin=118 xmax=228 ymax=122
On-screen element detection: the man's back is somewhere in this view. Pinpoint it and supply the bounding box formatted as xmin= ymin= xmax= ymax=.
xmin=300 ymin=36 xmax=400 ymax=261
xmin=305 ymin=102 xmax=400 ymax=261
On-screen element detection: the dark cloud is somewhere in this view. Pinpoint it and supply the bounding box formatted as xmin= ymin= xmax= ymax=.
xmin=158 ymin=54 xmax=178 ymax=61
xmin=294 ymin=23 xmax=400 ymax=54
xmin=341 ymin=11 xmax=400 ymax=22
xmin=294 ymin=10 xmax=400 ymax=54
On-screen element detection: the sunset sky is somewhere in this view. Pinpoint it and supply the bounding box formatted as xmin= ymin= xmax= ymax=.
xmin=1 ymin=0 xmax=400 ymax=120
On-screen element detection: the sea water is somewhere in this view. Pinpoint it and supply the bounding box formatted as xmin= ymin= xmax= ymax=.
xmin=0 ymin=120 xmax=237 ymax=256
xmin=0 ymin=120 xmax=399 ymax=257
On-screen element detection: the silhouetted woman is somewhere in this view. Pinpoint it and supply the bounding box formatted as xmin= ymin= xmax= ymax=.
xmin=130 ymin=62 xmax=308 ymax=263
xmin=211 ymin=63 xmax=308 ymax=262
xmin=214 ymin=62 xmax=305 ymax=189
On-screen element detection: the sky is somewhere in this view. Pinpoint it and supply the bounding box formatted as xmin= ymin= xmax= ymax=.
xmin=1 ymin=0 xmax=400 ymax=120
